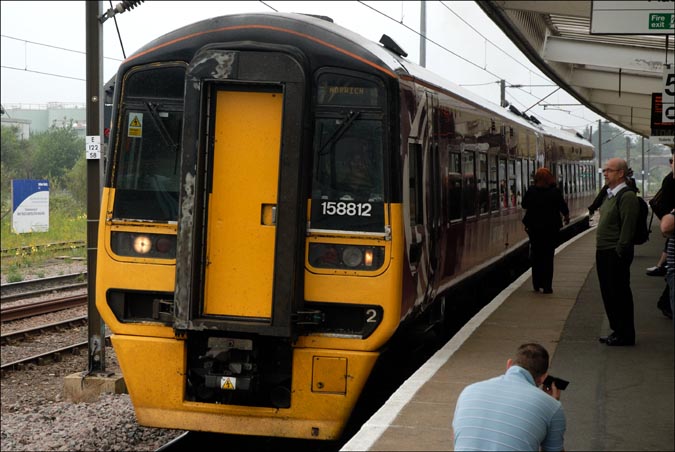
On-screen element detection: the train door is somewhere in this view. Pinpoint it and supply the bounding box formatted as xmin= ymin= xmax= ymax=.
xmin=174 ymin=48 xmax=306 ymax=337
xmin=426 ymin=92 xmax=441 ymax=277
xmin=203 ymin=89 xmax=282 ymax=318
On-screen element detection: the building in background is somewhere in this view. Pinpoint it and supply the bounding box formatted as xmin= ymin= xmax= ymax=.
xmin=1 ymin=103 xmax=86 ymax=138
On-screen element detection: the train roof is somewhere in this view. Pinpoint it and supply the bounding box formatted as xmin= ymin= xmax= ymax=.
xmin=122 ymin=11 xmax=594 ymax=152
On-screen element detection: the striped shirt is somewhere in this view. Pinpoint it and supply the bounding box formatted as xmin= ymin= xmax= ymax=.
xmin=453 ymin=366 xmax=566 ymax=451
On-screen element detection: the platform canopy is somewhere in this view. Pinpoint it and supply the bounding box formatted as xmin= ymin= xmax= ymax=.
xmin=477 ymin=1 xmax=674 ymax=139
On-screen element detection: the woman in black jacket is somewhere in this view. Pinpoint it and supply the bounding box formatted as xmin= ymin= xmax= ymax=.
xmin=522 ymin=168 xmax=570 ymax=294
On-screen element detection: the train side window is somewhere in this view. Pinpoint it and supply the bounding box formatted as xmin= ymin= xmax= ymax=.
xmin=489 ymin=154 xmax=498 ymax=212
xmin=462 ymin=150 xmax=476 ymax=218
xmin=408 ymin=143 xmax=423 ymax=227
xmin=508 ymin=159 xmax=517 ymax=207
xmin=515 ymin=159 xmax=523 ymax=206
xmin=498 ymin=157 xmax=507 ymax=209
xmin=478 ymin=152 xmax=489 ymax=215
xmin=448 ymin=151 xmax=462 ymax=221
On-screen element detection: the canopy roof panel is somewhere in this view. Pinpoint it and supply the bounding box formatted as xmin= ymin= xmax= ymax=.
xmin=477 ymin=0 xmax=674 ymax=138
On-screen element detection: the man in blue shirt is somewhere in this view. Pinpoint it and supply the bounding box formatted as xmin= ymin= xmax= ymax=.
xmin=453 ymin=343 xmax=565 ymax=451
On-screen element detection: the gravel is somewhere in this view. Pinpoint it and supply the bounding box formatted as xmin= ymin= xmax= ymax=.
xmin=1 ymin=259 xmax=185 ymax=451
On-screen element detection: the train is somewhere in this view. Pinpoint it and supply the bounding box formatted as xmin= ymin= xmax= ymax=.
xmin=95 ymin=12 xmax=596 ymax=440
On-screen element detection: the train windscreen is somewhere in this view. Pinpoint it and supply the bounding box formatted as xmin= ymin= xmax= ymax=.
xmin=310 ymin=72 xmax=386 ymax=233
xmin=112 ymin=64 xmax=185 ymax=222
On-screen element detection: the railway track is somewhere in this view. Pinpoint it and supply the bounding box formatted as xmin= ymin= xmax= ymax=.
xmin=1 ymin=272 xmax=87 ymax=303
xmin=0 ymin=295 xmax=87 ymax=322
xmin=1 ymin=316 xmax=88 ymax=345
xmin=0 ymin=335 xmax=111 ymax=375
xmin=1 ymin=240 xmax=85 ymax=259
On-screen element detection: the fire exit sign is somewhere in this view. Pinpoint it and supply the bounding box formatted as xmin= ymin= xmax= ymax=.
xmin=649 ymin=13 xmax=674 ymax=30
xmin=591 ymin=1 xmax=675 ymax=35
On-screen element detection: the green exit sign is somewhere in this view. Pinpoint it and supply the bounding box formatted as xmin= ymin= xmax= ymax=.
xmin=649 ymin=13 xmax=674 ymax=30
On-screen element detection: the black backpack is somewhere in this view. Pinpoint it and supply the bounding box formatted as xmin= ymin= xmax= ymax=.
xmin=615 ymin=188 xmax=652 ymax=245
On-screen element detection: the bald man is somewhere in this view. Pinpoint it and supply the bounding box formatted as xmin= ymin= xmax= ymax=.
xmin=596 ymin=157 xmax=640 ymax=346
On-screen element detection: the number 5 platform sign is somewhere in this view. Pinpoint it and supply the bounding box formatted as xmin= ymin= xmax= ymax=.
xmin=12 ymin=179 xmax=50 ymax=233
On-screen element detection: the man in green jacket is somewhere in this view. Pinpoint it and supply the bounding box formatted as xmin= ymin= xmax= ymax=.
xmin=596 ymin=157 xmax=639 ymax=346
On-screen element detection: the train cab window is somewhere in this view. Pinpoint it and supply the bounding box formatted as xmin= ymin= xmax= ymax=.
xmin=312 ymin=119 xmax=384 ymax=200
xmin=462 ymin=151 xmax=476 ymax=218
xmin=310 ymin=71 xmax=386 ymax=233
xmin=317 ymin=74 xmax=382 ymax=107
xmin=112 ymin=64 xmax=186 ymax=222
xmin=448 ymin=152 xmax=462 ymax=221
xmin=478 ymin=153 xmax=489 ymax=215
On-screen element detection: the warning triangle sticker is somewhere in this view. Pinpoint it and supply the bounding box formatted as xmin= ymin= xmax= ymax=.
xmin=130 ymin=116 xmax=142 ymax=127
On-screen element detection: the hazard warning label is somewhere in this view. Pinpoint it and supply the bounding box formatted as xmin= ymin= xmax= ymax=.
xmin=128 ymin=113 xmax=143 ymax=138
xmin=220 ymin=376 xmax=237 ymax=390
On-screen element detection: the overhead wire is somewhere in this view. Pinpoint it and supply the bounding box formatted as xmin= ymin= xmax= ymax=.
xmin=357 ymin=1 xmax=598 ymax=129
xmin=3 ymin=2 xmax=602 ymax=131
xmin=1 ymin=34 xmax=123 ymax=62
xmin=1 ymin=64 xmax=85 ymax=81
xmin=437 ymin=1 xmax=550 ymax=84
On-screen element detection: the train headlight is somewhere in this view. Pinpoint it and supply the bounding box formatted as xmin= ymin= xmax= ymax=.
xmin=133 ymin=235 xmax=152 ymax=254
xmin=309 ymin=243 xmax=384 ymax=271
xmin=364 ymin=249 xmax=374 ymax=266
xmin=111 ymin=232 xmax=177 ymax=259
xmin=342 ymin=247 xmax=363 ymax=268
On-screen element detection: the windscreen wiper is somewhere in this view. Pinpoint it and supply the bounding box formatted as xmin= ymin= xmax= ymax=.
xmin=318 ymin=110 xmax=360 ymax=156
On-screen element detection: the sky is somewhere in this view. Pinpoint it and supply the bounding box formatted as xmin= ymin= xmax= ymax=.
xmin=0 ymin=0 xmax=608 ymax=134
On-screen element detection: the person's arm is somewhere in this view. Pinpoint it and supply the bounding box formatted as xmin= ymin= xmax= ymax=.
xmin=661 ymin=209 xmax=675 ymax=238
xmin=617 ymin=191 xmax=639 ymax=256
xmin=540 ymin=405 xmax=566 ymax=452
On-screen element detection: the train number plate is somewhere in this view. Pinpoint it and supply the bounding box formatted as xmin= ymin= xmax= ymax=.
xmin=220 ymin=376 xmax=237 ymax=390
xmin=310 ymin=199 xmax=384 ymax=232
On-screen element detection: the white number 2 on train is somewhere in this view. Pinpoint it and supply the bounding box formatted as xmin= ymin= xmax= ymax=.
xmin=321 ymin=201 xmax=372 ymax=217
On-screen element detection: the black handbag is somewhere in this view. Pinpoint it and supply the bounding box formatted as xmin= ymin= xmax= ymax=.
xmin=649 ymin=187 xmax=667 ymax=219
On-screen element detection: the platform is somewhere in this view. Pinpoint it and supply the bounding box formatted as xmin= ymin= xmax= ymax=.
xmin=342 ymin=225 xmax=674 ymax=451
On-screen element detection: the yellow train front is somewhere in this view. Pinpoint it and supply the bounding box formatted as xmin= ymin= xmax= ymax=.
xmin=96 ymin=13 xmax=407 ymax=440
xmin=96 ymin=12 xmax=596 ymax=441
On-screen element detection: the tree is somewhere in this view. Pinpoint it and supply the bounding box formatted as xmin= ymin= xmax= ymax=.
xmin=1 ymin=125 xmax=34 ymax=212
xmin=31 ymin=124 xmax=84 ymax=183
xmin=64 ymin=156 xmax=87 ymax=210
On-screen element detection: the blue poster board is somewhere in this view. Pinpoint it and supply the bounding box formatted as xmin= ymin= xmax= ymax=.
xmin=11 ymin=179 xmax=50 ymax=233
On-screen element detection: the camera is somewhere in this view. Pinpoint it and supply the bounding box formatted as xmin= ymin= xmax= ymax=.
xmin=543 ymin=375 xmax=569 ymax=391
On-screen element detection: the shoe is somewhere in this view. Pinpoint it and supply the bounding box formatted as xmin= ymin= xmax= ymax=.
xmin=646 ymin=265 xmax=667 ymax=276
xmin=599 ymin=333 xmax=617 ymax=343
xmin=605 ymin=335 xmax=635 ymax=346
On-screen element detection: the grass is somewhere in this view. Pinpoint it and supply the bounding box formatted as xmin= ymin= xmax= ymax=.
xmin=1 ymin=192 xmax=86 ymax=281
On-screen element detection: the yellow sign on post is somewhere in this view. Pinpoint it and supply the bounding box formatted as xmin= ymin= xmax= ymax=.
xmin=128 ymin=113 xmax=143 ymax=137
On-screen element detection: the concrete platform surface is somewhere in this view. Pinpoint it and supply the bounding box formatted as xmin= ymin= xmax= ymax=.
xmin=342 ymin=226 xmax=674 ymax=451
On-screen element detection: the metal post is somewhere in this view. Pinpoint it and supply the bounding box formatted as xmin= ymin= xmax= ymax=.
xmin=500 ymin=80 xmax=506 ymax=107
xmin=626 ymin=136 xmax=631 ymax=168
xmin=641 ymin=137 xmax=645 ymax=195
xmin=598 ymin=119 xmax=602 ymax=188
xmin=85 ymin=1 xmax=105 ymax=373
xmin=419 ymin=1 xmax=426 ymax=67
